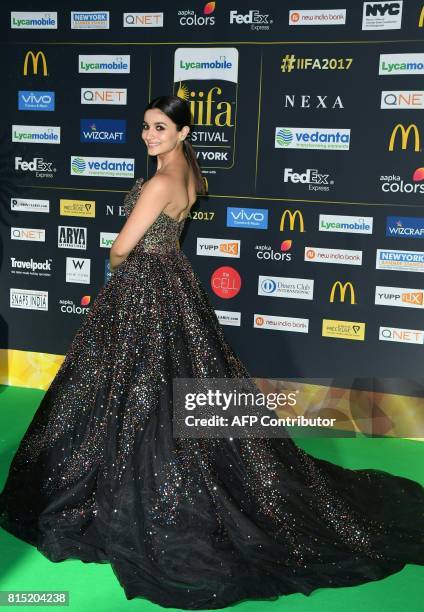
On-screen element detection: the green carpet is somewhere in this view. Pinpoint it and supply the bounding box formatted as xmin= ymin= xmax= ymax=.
xmin=0 ymin=384 xmax=423 ymax=611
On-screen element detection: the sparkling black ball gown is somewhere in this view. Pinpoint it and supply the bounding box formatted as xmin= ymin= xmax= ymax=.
xmin=0 ymin=178 xmax=423 ymax=610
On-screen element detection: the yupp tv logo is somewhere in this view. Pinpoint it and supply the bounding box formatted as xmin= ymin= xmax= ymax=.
xmin=174 ymin=47 xmax=238 ymax=168
xmin=23 ymin=50 xmax=48 ymax=76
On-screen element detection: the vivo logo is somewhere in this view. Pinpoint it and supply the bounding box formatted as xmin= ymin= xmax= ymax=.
xmin=18 ymin=90 xmax=55 ymax=111
xmin=226 ymin=207 xmax=268 ymax=229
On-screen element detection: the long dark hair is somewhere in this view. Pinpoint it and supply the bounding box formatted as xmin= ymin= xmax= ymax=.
xmin=144 ymin=95 xmax=207 ymax=196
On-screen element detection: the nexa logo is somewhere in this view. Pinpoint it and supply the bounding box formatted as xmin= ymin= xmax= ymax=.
xmin=388 ymin=124 xmax=421 ymax=151
xmin=366 ymin=2 xmax=401 ymax=16
xmin=279 ymin=209 xmax=305 ymax=232
xmin=23 ymin=51 xmax=47 ymax=76
xmin=329 ymin=281 xmax=356 ymax=304
xmin=283 ymin=94 xmax=343 ymax=109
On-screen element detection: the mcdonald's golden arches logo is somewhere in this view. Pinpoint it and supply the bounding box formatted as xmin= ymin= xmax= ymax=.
xmin=329 ymin=281 xmax=356 ymax=304
xmin=419 ymin=6 xmax=424 ymax=27
xmin=279 ymin=209 xmax=305 ymax=232
xmin=388 ymin=123 xmax=420 ymax=152
xmin=23 ymin=50 xmax=48 ymax=76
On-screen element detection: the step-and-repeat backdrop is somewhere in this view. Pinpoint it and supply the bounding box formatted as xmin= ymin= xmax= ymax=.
xmin=1 ymin=1 xmax=424 ymax=426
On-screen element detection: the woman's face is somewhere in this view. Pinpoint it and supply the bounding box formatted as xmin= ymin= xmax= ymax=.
xmin=142 ymin=108 xmax=184 ymax=155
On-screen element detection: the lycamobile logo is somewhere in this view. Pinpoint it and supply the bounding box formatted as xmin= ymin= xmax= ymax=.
xmin=179 ymin=58 xmax=233 ymax=70
xmin=70 ymin=156 xmax=134 ymax=178
xmin=78 ymin=55 xmax=130 ymax=74
xmin=11 ymin=12 xmax=57 ymax=29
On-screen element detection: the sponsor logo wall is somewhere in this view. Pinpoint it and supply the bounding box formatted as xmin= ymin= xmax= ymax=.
xmin=3 ymin=1 xmax=424 ymax=381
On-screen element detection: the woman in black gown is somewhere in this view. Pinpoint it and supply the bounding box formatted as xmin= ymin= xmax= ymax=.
xmin=0 ymin=96 xmax=423 ymax=610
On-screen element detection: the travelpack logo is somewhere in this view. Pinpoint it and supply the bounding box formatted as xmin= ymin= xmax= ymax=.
xmin=15 ymin=156 xmax=56 ymax=179
xmin=255 ymin=242 xmax=292 ymax=262
xmin=58 ymin=226 xmax=87 ymax=250
xmin=10 ymin=256 xmax=52 ymax=277
xmin=78 ymin=55 xmax=130 ymax=74
xmin=362 ymin=1 xmax=402 ymax=30
xmin=60 ymin=199 xmax=95 ymax=218
xmin=289 ymin=9 xmax=346 ymax=25
xmin=11 ymin=12 xmax=57 ymax=29
xmin=215 ymin=310 xmax=241 ymax=326
xmin=23 ymin=51 xmax=48 ymax=76
xmin=375 ymin=286 xmax=424 ymax=308
xmin=381 ymin=91 xmax=424 ymax=109
xmin=280 ymin=54 xmax=353 ymax=72
xmin=174 ymin=47 xmax=238 ymax=168
xmin=275 ymin=127 xmax=350 ymax=151
xmin=283 ymin=94 xmax=344 ymax=109
xmin=66 ymin=257 xmax=91 ymax=284
xmin=71 ymin=11 xmax=109 ymax=29
xmin=322 ymin=320 xmax=365 ymax=341
xmin=388 ymin=124 xmax=421 ymax=151
xmin=379 ymin=53 xmax=424 ymax=75
xmin=319 ymin=214 xmax=373 ymax=234
xmin=123 ymin=13 xmax=164 ymax=27
xmin=329 ymin=281 xmax=356 ymax=303
xmin=197 ymin=238 xmax=240 ymax=257
xmin=254 ymin=314 xmax=309 ymax=333
xmin=258 ymin=276 xmax=314 ymax=300
xmin=229 ymin=9 xmax=273 ymax=30
xmin=81 ymin=88 xmax=127 ymax=105
xmin=380 ymin=170 xmax=424 ymax=193
xmin=226 ymin=207 xmax=268 ymax=229
xmin=59 ymin=296 xmax=91 ymax=315
xmin=211 ymin=266 xmax=241 ymax=299
xmin=386 ymin=216 xmax=424 ymax=238
xmin=100 ymin=232 xmax=118 ymax=248
xmin=11 ymin=198 xmax=49 ymax=213
xmin=379 ymin=326 xmax=424 ymax=344
xmin=305 ymin=247 xmax=363 ymax=266
xmin=178 ymin=3 xmax=216 ymax=26
xmin=376 ymin=249 xmax=424 ymax=273
xmin=80 ymin=119 xmax=126 ymax=143
xmin=70 ymin=156 xmax=134 ymax=178
xmin=10 ymin=288 xmax=48 ymax=311
xmin=18 ymin=91 xmax=54 ymax=111
xmin=12 ymin=125 xmax=60 ymax=144
xmin=283 ymin=167 xmax=334 ymax=192
xmin=11 ymin=227 xmax=45 ymax=242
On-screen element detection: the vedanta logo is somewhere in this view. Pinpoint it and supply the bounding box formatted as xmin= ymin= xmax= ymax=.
xmin=280 ymin=209 xmax=305 ymax=232
xmin=23 ymin=51 xmax=47 ymax=76
xmin=329 ymin=281 xmax=356 ymax=304
xmin=388 ymin=123 xmax=420 ymax=151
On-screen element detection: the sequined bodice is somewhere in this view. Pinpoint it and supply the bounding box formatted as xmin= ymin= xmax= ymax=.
xmin=123 ymin=177 xmax=186 ymax=253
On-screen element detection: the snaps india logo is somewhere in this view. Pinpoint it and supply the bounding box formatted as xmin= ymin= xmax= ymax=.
xmin=388 ymin=123 xmax=421 ymax=151
xmin=329 ymin=281 xmax=356 ymax=304
xmin=174 ymin=47 xmax=238 ymax=168
xmin=178 ymin=2 xmax=216 ymax=26
xmin=71 ymin=157 xmax=86 ymax=174
xmin=23 ymin=51 xmax=48 ymax=76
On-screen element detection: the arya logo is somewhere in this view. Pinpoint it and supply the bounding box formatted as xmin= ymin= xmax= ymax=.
xmin=329 ymin=281 xmax=356 ymax=303
xmin=18 ymin=91 xmax=54 ymax=111
xmin=386 ymin=216 xmax=424 ymax=237
xmin=226 ymin=207 xmax=268 ymax=229
xmin=178 ymin=2 xmax=216 ymax=26
xmin=388 ymin=123 xmax=421 ymax=151
xmin=80 ymin=119 xmax=126 ymax=143
xmin=58 ymin=226 xmax=87 ymax=250
xmin=275 ymin=127 xmax=350 ymax=150
xmin=23 ymin=51 xmax=47 ymax=76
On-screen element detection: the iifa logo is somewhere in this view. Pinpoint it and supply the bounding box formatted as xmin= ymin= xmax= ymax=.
xmin=329 ymin=281 xmax=356 ymax=303
xmin=275 ymin=127 xmax=350 ymax=150
xmin=23 ymin=51 xmax=48 ymax=76
xmin=80 ymin=119 xmax=126 ymax=143
xmin=70 ymin=156 xmax=134 ymax=178
xmin=388 ymin=123 xmax=421 ymax=151
xmin=227 ymin=207 xmax=268 ymax=229
xmin=386 ymin=216 xmax=424 ymax=238
xmin=18 ymin=91 xmax=54 ymax=111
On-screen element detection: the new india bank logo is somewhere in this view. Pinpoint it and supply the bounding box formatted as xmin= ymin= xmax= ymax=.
xmin=388 ymin=123 xmax=421 ymax=151
xmin=23 ymin=51 xmax=48 ymax=76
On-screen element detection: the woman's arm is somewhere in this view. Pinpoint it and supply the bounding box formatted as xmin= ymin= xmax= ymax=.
xmin=110 ymin=175 xmax=172 ymax=272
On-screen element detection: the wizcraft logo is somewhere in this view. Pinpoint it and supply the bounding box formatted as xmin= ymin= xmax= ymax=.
xmin=388 ymin=123 xmax=421 ymax=151
xmin=329 ymin=281 xmax=356 ymax=304
xmin=23 ymin=51 xmax=48 ymax=76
